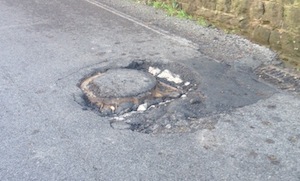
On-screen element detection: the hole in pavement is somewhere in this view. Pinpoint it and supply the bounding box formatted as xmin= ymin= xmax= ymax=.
xmin=80 ymin=60 xmax=196 ymax=116
xmin=79 ymin=60 xmax=210 ymax=134
xmin=77 ymin=59 xmax=278 ymax=134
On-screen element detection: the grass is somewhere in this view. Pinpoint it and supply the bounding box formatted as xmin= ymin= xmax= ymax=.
xmin=197 ymin=17 xmax=208 ymax=27
xmin=145 ymin=1 xmax=233 ymax=30
xmin=148 ymin=0 xmax=203 ymax=23
xmin=177 ymin=10 xmax=193 ymax=19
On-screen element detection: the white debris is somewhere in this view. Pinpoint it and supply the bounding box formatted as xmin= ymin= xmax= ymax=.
xmin=181 ymin=94 xmax=187 ymax=98
xmin=110 ymin=106 xmax=115 ymax=111
xmin=148 ymin=105 xmax=156 ymax=109
xmin=165 ymin=124 xmax=172 ymax=129
xmin=113 ymin=117 xmax=125 ymax=121
xmin=148 ymin=67 xmax=161 ymax=76
xmin=137 ymin=103 xmax=148 ymax=112
xmin=157 ymin=69 xmax=183 ymax=84
xmin=184 ymin=82 xmax=190 ymax=86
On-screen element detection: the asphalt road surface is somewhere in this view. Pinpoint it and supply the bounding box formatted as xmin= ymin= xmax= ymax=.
xmin=0 ymin=0 xmax=300 ymax=180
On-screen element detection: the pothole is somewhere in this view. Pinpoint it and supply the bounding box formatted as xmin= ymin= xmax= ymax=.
xmin=79 ymin=60 xmax=209 ymax=134
xmin=79 ymin=60 xmax=195 ymax=116
xmin=77 ymin=59 xmax=277 ymax=134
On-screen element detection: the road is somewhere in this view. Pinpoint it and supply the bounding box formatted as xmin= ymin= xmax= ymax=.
xmin=0 ymin=0 xmax=299 ymax=180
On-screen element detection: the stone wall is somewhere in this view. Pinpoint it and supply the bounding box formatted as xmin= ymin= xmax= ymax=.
xmin=161 ymin=0 xmax=300 ymax=68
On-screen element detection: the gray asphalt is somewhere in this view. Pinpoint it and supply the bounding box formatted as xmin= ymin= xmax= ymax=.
xmin=0 ymin=0 xmax=299 ymax=180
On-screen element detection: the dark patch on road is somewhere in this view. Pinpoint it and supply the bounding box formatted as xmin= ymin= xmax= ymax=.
xmin=77 ymin=59 xmax=277 ymax=134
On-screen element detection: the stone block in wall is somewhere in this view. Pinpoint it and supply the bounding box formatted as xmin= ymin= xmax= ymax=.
xmin=238 ymin=17 xmax=250 ymax=30
xmin=178 ymin=0 xmax=197 ymax=14
xmin=231 ymin=0 xmax=250 ymax=15
xmin=216 ymin=0 xmax=232 ymax=13
xmin=180 ymin=2 xmax=191 ymax=13
xmin=249 ymin=1 xmax=265 ymax=20
xmin=197 ymin=0 xmax=217 ymax=10
xmin=252 ymin=25 xmax=271 ymax=45
xmin=214 ymin=13 xmax=235 ymax=28
xmin=269 ymin=30 xmax=282 ymax=50
xmin=194 ymin=7 xmax=217 ymax=20
xmin=261 ymin=1 xmax=284 ymax=28
xmin=284 ymin=5 xmax=300 ymax=34
xmin=283 ymin=0 xmax=300 ymax=6
xmin=281 ymin=32 xmax=300 ymax=57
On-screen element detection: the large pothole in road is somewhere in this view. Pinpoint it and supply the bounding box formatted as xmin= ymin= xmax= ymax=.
xmin=79 ymin=60 xmax=211 ymax=134
xmin=80 ymin=61 xmax=193 ymax=116
xmin=75 ymin=57 xmax=278 ymax=134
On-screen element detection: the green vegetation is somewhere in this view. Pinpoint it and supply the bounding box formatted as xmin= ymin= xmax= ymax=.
xmin=147 ymin=0 xmax=203 ymax=23
xmin=197 ymin=17 xmax=208 ymax=27
xmin=177 ymin=10 xmax=192 ymax=19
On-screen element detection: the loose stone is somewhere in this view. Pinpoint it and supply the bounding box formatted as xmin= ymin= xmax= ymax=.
xmin=148 ymin=67 xmax=161 ymax=76
xmin=157 ymin=69 xmax=183 ymax=84
xmin=137 ymin=103 xmax=148 ymax=112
